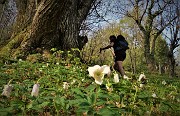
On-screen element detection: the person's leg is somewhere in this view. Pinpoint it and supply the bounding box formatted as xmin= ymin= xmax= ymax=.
xmin=113 ymin=62 xmax=119 ymax=71
xmin=116 ymin=61 xmax=125 ymax=77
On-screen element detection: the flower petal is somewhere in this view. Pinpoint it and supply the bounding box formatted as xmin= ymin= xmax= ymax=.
xmin=94 ymin=74 xmax=104 ymax=85
xmin=63 ymin=82 xmax=69 ymax=90
xmin=88 ymin=65 xmax=101 ymax=77
xmin=138 ymin=74 xmax=146 ymax=81
xmin=123 ymin=75 xmax=130 ymax=80
xmin=101 ymin=65 xmax=111 ymax=75
xmin=31 ymin=83 xmax=40 ymax=97
xmin=113 ymin=74 xmax=119 ymax=83
xmin=152 ymin=93 xmax=157 ymax=98
xmin=1 ymin=85 xmax=13 ymax=97
xmin=94 ymin=78 xmax=103 ymax=85
xmin=140 ymin=84 xmax=144 ymax=88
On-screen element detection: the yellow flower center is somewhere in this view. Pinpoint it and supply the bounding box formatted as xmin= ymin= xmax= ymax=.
xmin=94 ymin=69 xmax=103 ymax=78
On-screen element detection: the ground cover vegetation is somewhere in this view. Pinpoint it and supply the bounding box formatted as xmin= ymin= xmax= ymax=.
xmin=0 ymin=49 xmax=179 ymax=115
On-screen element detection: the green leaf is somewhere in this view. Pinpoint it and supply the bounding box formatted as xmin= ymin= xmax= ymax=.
xmin=79 ymin=101 xmax=90 ymax=107
xmin=97 ymin=107 xmax=115 ymax=116
xmin=72 ymin=88 xmax=85 ymax=98
xmin=38 ymin=102 xmax=49 ymax=108
xmin=91 ymin=93 xmax=96 ymax=104
xmin=26 ymin=103 xmax=33 ymax=109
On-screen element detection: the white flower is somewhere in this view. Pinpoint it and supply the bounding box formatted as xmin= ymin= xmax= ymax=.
xmin=63 ymin=82 xmax=69 ymax=90
xmin=31 ymin=83 xmax=40 ymax=97
xmin=140 ymin=84 xmax=144 ymax=88
xmin=162 ymin=80 xmax=167 ymax=85
xmin=113 ymin=74 xmax=119 ymax=83
xmin=123 ymin=75 xmax=130 ymax=80
xmin=106 ymin=84 xmax=113 ymax=92
xmin=71 ymin=79 xmax=76 ymax=85
xmin=88 ymin=65 xmax=111 ymax=85
xmin=56 ymin=62 xmax=59 ymax=65
xmin=101 ymin=65 xmax=111 ymax=76
xmin=19 ymin=59 xmax=22 ymax=62
xmin=1 ymin=85 xmax=13 ymax=97
xmin=138 ymin=74 xmax=146 ymax=81
xmin=152 ymin=93 xmax=157 ymax=98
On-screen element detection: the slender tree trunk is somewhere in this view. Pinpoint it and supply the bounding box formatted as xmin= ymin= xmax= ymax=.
xmin=128 ymin=49 xmax=134 ymax=73
xmin=158 ymin=62 xmax=162 ymax=74
xmin=168 ymin=48 xmax=175 ymax=78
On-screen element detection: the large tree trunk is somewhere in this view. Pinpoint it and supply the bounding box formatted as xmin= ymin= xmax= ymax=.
xmin=0 ymin=0 xmax=95 ymax=58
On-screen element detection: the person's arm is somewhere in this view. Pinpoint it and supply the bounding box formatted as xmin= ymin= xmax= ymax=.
xmin=100 ymin=42 xmax=114 ymax=53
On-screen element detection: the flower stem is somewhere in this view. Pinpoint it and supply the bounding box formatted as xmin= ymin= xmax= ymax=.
xmin=7 ymin=79 xmax=13 ymax=85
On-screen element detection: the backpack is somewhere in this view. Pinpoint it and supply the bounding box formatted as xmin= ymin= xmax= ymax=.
xmin=114 ymin=38 xmax=129 ymax=51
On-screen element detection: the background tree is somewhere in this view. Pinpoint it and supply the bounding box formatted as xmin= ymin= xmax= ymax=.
xmin=114 ymin=0 xmax=178 ymax=68
xmin=154 ymin=36 xmax=169 ymax=74
xmin=166 ymin=5 xmax=180 ymax=77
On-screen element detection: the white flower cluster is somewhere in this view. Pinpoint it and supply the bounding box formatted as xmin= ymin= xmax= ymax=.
xmin=1 ymin=80 xmax=73 ymax=97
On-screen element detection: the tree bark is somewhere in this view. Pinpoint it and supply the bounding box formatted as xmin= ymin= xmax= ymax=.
xmin=0 ymin=0 xmax=95 ymax=58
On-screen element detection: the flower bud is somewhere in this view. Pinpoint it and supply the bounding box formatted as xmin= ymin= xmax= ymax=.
xmin=31 ymin=83 xmax=40 ymax=97
xmin=1 ymin=85 xmax=13 ymax=97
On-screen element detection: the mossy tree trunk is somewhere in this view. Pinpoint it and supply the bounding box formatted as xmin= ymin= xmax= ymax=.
xmin=0 ymin=0 xmax=95 ymax=58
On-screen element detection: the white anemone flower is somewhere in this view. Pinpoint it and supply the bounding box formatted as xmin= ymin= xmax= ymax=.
xmin=162 ymin=80 xmax=167 ymax=85
xmin=152 ymin=93 xmax=157 ymax=98
xmin=88 ymin=65 xmax=111 ymax=85
xmin=71 ymin=79 xmax=76 ymax=85
xmin=31 ymin=83 xmax=40 ymax=97
xmin=63 ymin=82 xmax=69 ymax=90
xmin=106 ymin=84 xmax=113 ymax=92
xmin=138 ymin=73 xmax=146 ymax=81
xmin=1 ymin=84 xmax=13 ymax=97
xmin=123 ymin=75 xmax=130 ymax=80
xmin=140 ymin=84 xmax=144 ymax=88
xmin=101 ymin=65 xmax=111 ymax=77
xmin=113 ymin=74 xmax=119 ymax=83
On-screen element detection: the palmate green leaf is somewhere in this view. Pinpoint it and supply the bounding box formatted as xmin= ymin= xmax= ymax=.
xmin=76 ymin=107 xmax=91 ymax=115
xmin=68 ymin=99 xmax=85 ymax=107
xmin=137 ymin=91 xmax=151 ymax=99
xmin=96 ymin=100 xmax=107 ymax=106
xmin=85 ymin=84 xmax=96 ymax=92
xmin=72 ymin=88 xmax=85 ymax=98
xmin=54 ymin=96 xmax=65 ymax=107
xmin=26 ymin=102 xmax=33 ymax=109
xmin=98 ymin=92 xmax=112 ymax=99
xmin=97 ymin=107 xmax=116 ymax=116
xmin=76 ymin=101 xmax=92 ymax=114
xmin=10 ymin=100 xmax=24 ymax=109
xmin=0 ymin=107 xmax=13 ymax=112
xmin=38 ymin=101 xmax=50 ymax=108
xmin=79 ymin=101 xmax=91 ymax=107
xmin=90 ymin=93 xmax=96 ymax=104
